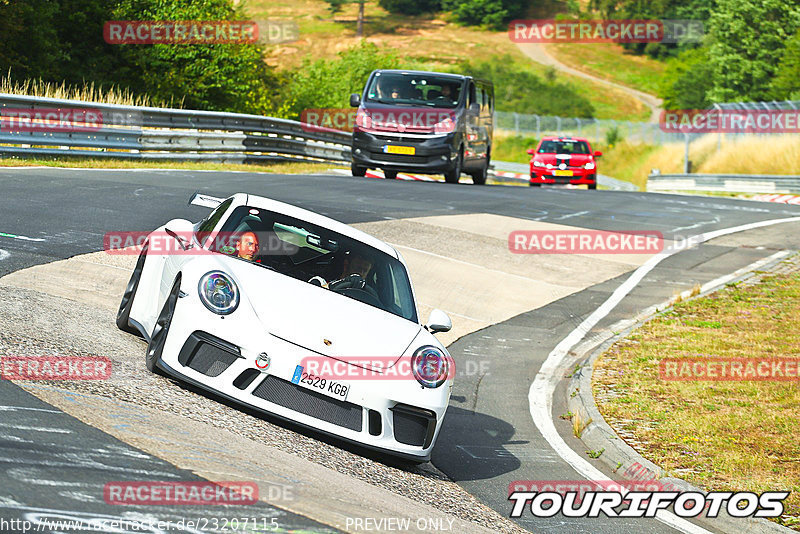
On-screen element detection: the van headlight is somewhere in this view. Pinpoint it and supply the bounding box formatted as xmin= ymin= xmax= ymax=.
xmin=198 ymin=271 xmax=239 ymax=315
xmin=433 ymin=116 xmax=455 ymax=134
xmin=411 ymin=346 xmax=451 ymax=388
xmin=584 ymin=162 xmax=595 ymax=170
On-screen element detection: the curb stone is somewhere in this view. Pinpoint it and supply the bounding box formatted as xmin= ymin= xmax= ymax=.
xmin=566 ymin=251 xmax=798 ymax=534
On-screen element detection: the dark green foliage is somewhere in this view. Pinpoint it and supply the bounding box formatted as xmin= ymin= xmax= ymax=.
xmin=442 ymin=0 xmax=527 ymax=30
xmin=771 ymin=28 xmax=800 ymax=100
xmin=379 ymin=0 xmax=441 ymax=16
xmin=458 ymin=55 xmax=595 ymax=117
xmin=658 ymin=47 xmax=712 ymax=109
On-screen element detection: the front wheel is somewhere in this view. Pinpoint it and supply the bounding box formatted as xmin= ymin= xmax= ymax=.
xmin=384 ymin=170 xmax=398 ymax=179
xmin=351 ymin=162 xmax=367 ymax=177
xmin=588 ymin=183 xmax=597 ymax=190
xmin=116 ymin=242 xmax=148 ymax=335
xmin=444 ymin=149 xmax=463 ymax=184
xmin=146 ymin=276 xmax=181 ymax=374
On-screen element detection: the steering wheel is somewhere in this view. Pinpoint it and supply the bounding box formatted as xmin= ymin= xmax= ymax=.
xmin=329 ymin=274 xmax=381 ymax=302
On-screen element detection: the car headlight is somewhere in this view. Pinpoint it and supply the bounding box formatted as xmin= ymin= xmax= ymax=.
xmin=546 ymin=163 xmax=553 ymax=169
xmin=533 ymin=160 xmax=544 ymax=168
xmin=584 ymin=162 xmax=595 ymax=170
xmin=411 ymin=346 xmax=451 ymax=388
xmin=198 ymin=271 xmax=239 ymax=315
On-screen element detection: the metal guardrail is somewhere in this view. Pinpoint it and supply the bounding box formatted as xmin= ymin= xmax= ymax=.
xmin=647 ymin=173 xmax=800 ymax=194
xmin=0 ymin=93 xmax=352 ymax=164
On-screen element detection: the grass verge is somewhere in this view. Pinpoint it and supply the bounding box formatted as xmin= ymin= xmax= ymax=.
xmin=593 ymin=262 xmax=800 ymax=529
xmin=0 ymin=157 xmax=345 ymax=174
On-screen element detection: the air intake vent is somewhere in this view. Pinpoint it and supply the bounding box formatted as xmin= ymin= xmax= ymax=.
xmin=252 ymin=375 xmax=362 ymax=432
xmin=178 ymin=331 xmax=241 ymax=377
xmin=392 ymin=404 xmax=436 ymax=448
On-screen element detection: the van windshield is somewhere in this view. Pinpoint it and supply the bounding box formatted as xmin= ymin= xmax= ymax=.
xmin=365 ymin=73 xmax=463 ymax=108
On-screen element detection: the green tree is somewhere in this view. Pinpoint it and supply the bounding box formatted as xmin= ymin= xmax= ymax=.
xmin=706 ymin=0 xmax=800 ymax=102
xmin=379 ymin=0 xmax=441 ymax=16
xmin=771 ymin=28 xmax=800 ymax=100
xmin=658 ymin=47 xmax=713 ymax=109
xmin=112 ymin=0 xmax=280 ymax=113
xmin=442 ymin=0 xmax=527 ymax=31
xmin=279 ymin=41 xmax=400 ymax=119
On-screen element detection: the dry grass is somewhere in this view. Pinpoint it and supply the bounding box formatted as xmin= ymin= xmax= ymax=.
xmin=600 ymin=134 xmax=800 ymax=190
xmin=593 ymin=267 xmax=800 ymax=529
xmin=0 ymin=71 xmax=166 ymax=108
xmin=546 ymin=42 xmax=666 ymax=96
xmin=0 ymin=157 xmax=344 ymax=174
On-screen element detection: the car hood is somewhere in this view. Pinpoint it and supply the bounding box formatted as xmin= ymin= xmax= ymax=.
xmin=533 ymin=153 xmax=593 ymax=165
xmin=223 ymin=258 xmax=422 ymax=367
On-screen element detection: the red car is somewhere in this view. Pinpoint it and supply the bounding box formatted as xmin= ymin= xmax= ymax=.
xmin=528 ymin=136 xmax=602 ymax=189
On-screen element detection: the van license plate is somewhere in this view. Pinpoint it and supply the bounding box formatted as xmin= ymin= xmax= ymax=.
xmin=384 ymin=145 xmax=415 ymax=155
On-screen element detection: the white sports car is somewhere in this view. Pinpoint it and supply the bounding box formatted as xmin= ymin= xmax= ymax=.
xmin=116 ymin=192 xmax=454 ymax=462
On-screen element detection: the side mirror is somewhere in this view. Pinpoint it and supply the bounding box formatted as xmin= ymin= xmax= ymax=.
xmin=469 ymin=102 xmax=481 ymax=114
xmin=594 ymin=150 xmax=603 ymax=157
xmin=526 ymin=148 xmax=536 ymax=155
xmin=425 ymin=309 xmax=452 ymax=334
xmin=349 ymin=93 xmax=361 ymax=108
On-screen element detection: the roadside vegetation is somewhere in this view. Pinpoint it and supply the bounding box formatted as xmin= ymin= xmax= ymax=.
xmin=0 ymin=157 xmax=344 ymax=174
xmin=593 ymin=262 xmax=800 ymax=529
xmin=599 ymin=135 xmax=800 ymax=190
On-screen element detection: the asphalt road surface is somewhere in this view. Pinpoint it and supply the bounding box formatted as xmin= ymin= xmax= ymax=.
xmin=2 ymin=167 xmax=799 ymax=534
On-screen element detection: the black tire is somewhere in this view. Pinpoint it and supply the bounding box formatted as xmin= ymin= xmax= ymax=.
xmin=351 ymin=162 xmax=367 ymax=177
xmin=588 ymin=182 xmax=597 ymax=190
xmin=444 ymin=148 xmax=463 ymax=184
xmin=146 ymin=276 xmax=181 ymax=374
xmin=384 ymin=170 xmax=398 ymax=179
xmin=116 ymin=242 xmax=148 ymax=335
xmin=470 ymin=159 xmax=488 ymax=185
xmin=529 ymin=182 xmax=541 ymax=187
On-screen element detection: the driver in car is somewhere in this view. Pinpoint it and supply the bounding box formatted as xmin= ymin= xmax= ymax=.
xmin=234 ymin=231 xmax=259 ymax=261
xmin=309 ymin=250 xmax=373 ymax=290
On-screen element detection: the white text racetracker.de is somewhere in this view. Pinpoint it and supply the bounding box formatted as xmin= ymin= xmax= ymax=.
xmin=509 ymin=490 xmax=789 ymax=519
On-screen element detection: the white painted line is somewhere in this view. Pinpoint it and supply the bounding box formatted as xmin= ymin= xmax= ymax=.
xmin=529 ymin=215 xmax=800 ymax=534
xmin=0 ymin=249 xmax=8 ymax=261
xmin=0 ymin=406 xmax=63 ymax=414
xmin=0 ymin=232 xmax=45 ymax=242
xmin=553 ymin=210 xmax=589 ymax=221
xmin=0 ymin=423 xmax=72 ymax=434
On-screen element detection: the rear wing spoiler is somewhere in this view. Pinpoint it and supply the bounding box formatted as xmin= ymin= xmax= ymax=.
xmin=188 ymin=192 xmax=225 ymax=209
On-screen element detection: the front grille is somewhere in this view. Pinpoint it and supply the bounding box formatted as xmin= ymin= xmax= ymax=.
xmin=252 ymin=375 xmax=363 ymax=431
xmin=178 ymin=332 xmax=241 ymax=377
xmin=369 ymin=152 xmax=430 ymax=164
xmin=392 ymin=405 xmax=436 ymax=448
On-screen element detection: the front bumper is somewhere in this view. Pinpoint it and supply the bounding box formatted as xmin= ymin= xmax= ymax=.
xmin=158 ymin=294 xmax=449 ymax=461
xmin=351 ymin=130 xmax=457 ymax=172
xmin=530 ymin=169 xmax=597 ymax=185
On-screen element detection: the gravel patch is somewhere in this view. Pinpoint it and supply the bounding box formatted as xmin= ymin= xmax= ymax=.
xmin=0 ymin=285 xmax=529 ymax=534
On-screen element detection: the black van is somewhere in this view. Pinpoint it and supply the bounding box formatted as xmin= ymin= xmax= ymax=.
xmin=349 ymin=69 xmax=494 ymax=184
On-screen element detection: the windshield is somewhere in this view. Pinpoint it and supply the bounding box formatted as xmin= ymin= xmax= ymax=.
xmin=537 ymin=140 xmax=591 ymax=154
xmin=212 ymin=206 xmax=417 ymax=322
xmin=365 ymin=73 xmax=464 ymax=108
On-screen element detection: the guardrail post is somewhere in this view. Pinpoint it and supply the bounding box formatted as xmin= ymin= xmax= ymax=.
xmin=514 ymin=112 xmax=519 ymax=133
xmin=556 ymin=116 xmax=562 ymax=135
xmin=536 ymin=115 xmax=540 ymax=137
xmin=684 ymin=133 xmax=691 ymax=174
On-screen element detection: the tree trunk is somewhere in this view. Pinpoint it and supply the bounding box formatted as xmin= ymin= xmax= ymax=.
xmin=356 ymin=1 xmax=364 ymax=37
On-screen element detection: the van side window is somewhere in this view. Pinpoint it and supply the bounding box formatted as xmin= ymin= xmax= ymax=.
xmin=468 ymin=82 xmax=476 ymax=107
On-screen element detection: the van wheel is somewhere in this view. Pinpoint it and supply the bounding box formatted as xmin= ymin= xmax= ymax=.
xmin=384 ymin=170 xmax=398 ymax=179
xmin=351 ymin=163 xmax=367 ymax=177
xmin=471 ymin=158 xmax=488 ymax=185
xmin=444 ymin=148 xmax=462 ymax=184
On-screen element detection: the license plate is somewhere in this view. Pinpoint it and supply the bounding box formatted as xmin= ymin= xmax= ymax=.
xmin=291 ymin=365 xmax=350 ymax=402
xmin=383 ymin=145 xmax=415 ymax=155
xmin=554 ymin=170 xmax=573 ymax=176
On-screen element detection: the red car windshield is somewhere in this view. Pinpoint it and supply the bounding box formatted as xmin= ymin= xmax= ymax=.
xmin=538 ymin=140 xmax=590 ymax=154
